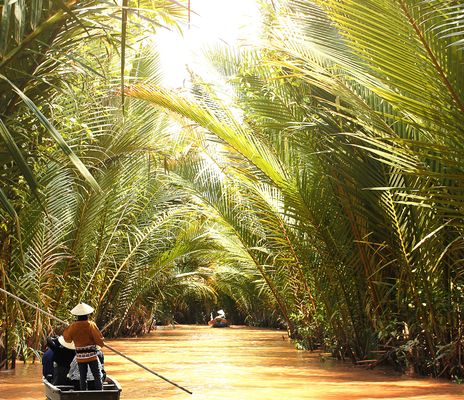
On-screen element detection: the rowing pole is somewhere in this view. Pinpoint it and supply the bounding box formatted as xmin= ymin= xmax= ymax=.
xmin=0 ymin=287 xmax=193 ymax=395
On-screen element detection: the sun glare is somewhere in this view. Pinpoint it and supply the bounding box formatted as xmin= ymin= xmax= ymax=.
xmin=156 ymin=0 xmax=261 ymax=88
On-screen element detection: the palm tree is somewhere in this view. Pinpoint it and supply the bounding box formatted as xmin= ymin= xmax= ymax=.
xmin=0 ymin=0 xmax=192 ymax=366
xmin=126 ymin=0 xmax=464 ymax=376
xmin=2 ymin=0 xmax=464 ymax=379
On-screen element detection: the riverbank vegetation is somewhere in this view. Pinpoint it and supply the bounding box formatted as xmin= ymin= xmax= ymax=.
xmin=1 ymin=0 xmax=463 ymax=381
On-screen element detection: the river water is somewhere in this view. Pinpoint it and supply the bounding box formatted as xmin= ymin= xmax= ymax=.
xmin=0 ymin=325 xmax=463 ymax=399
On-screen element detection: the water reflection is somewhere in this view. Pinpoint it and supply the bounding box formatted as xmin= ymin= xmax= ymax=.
xmin=0 ymin=325 xmax=463 ymax=399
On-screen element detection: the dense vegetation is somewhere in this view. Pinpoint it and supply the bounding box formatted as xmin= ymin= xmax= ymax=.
xmin=1 ymin=0 xmax=463 ymax=380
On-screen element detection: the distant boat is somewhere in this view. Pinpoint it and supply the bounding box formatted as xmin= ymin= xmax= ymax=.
xmin=208 ymin=317 xmax=230 ymax=328
xmin=43 ymin=376 xmax=122 ymax=400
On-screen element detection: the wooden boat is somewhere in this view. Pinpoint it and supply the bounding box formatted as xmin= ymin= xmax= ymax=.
xmin=208 ymin=317 xmax=230 ymax=328
xmin=43 ymin=376 xmax=122 ymax=400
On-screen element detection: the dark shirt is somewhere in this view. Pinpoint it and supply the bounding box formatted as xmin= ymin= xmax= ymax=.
xmin=47 ymin=337 xmax=75 ymax=367
xmin=42 ymin=348 xmax=54 ymax=377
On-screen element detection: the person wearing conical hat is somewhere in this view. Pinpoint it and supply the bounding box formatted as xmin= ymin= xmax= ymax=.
xmin=63 ymin=302 xmax=104 ymax=391
xmin=53 ymin=336 xmax=76 ymax=385
xmin=46 ymin=335 xmax=75 ymax=386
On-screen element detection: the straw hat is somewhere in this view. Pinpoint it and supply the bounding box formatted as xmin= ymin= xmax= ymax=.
xmin=58 ymin=335 xmax=75 ymax=350
xmin=70 ymin=302 xmax=94 ymax=316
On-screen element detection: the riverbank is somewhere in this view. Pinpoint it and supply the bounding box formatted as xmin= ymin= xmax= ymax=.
xmin=1 ymin=325 xmax=462 ymax=399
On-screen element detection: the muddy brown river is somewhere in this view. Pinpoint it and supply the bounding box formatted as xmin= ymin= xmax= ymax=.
xmin=0 ymin=325 xmax=463 ymax=399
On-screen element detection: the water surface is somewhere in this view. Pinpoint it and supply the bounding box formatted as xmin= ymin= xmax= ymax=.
xmin=0 ymin=325 xmax=462 ymax=399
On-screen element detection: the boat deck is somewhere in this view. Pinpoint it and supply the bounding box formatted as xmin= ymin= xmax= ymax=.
xmin=43 ymin=376 xmax=122 ymax=400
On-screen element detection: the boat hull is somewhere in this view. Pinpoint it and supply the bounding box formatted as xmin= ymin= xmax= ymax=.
xmin=43 ymin=376 xmax=122 ymax=400
xmin=208 ymin=318 xmax=230 ymax=328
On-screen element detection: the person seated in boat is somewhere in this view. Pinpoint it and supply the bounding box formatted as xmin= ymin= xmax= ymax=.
xmin=42 ymin=337 xmax=55 ymax=382
xmin=150 ymin=314 xmax=157 ymax=330
xmin=63 ymin=302 xmax=105 ymax=391
xmin=215 ymin=309 xmax=226 ymax=320
xmin=68 ymin=348 xmax=106 ymax=390
xmin=46 ymin=335 xmax=75 ymax=385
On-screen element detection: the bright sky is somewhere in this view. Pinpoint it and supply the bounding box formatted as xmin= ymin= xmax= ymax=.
xmin=156 ymin=0 xmax=261 ymax=88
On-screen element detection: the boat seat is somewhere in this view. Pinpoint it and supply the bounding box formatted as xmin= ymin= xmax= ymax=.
xmin=56 ymin=385 xmax=75 ymax=391
xmin=103 ymin=384 xmax=116 ymax=389
xmin=57 ymin=384 xmax=116 ymax=391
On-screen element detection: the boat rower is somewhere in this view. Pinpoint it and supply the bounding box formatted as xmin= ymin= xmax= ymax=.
xmin=63 ymin=302 xmax=105 ymax=391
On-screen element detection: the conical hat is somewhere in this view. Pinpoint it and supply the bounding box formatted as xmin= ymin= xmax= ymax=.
xmin=70 ymin=302 xmax=94 ymax=316
xmin=58 ymin=335 xmax=75 ymax=350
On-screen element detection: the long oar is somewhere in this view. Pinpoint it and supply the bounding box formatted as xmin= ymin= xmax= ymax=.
xmin=102 ymin=344 xmax=193 ymax=394
xmin=0 ymin=288 xmax=193 ymax=395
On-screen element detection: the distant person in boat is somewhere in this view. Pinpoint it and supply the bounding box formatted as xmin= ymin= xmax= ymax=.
xmin=208 ymin=309 xmax=229 ymax=327
xmin=68 ymin=348 xmax=106 ymax=390
xmin=46 ymin=335 xmax=75 ymax=385
xmin=63 ymin=302 xmax=105 ymax=391
xmin=150 ymin=315 xmax=157 ymax=330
